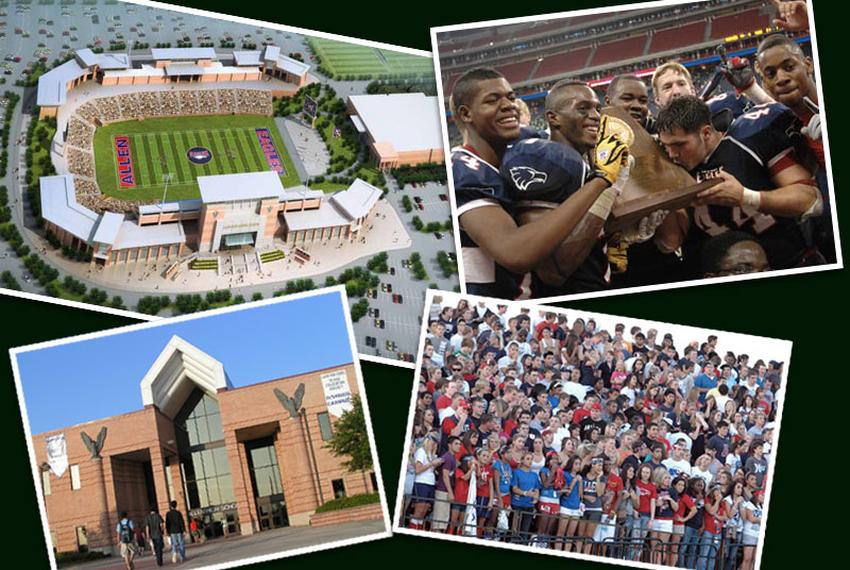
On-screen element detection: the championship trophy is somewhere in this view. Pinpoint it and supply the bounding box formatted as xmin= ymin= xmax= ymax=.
xmin=601 ymin=106 xmax=720 ymax=233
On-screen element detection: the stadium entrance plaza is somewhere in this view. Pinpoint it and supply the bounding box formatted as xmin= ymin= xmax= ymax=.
xmin=35 ymin=199 xmax=411 ymax=293
xmin=63 ymin=520 xmax=386 ymax=569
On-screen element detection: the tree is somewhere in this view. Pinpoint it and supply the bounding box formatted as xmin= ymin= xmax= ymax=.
xmin=325 ymin=395 xmax=372 ymax=472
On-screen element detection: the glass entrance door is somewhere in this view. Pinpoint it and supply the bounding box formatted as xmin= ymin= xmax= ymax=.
xmin=246 ymin=438 xmax=289 ymax=530
xmin=256 ymin=494 xmax=288 ymax=530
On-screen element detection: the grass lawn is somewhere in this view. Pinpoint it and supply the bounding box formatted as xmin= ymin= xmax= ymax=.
xmin=309 ymin=37 xmax=433 ymax=77
xmin=31 ymin=122 xmax=58 ymax=179
xmin=320 ymin=120 xmax=357 ymax=164
xmin=93 ymin=114 xmax=301 ymax=202
xmin=309 ymin=182 xmax=349 ymax=192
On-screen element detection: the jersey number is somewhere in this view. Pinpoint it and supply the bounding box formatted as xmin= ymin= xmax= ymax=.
xmin=694 ymin=205 xmax=777 ymax=236
xmin=740 ymin=107 xmax=772 ymax=122
xmin=458 ymin=155 xmax=481 ymax=171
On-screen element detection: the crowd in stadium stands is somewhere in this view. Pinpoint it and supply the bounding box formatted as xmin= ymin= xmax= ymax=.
xmin=66 ymin=117 xmax=95 ymax=149
xmin=66 ymin=147 xmax=95 ymax=179
xmin=73 ymin=89 xmax=273 ymax=129
xmin=56 ymin=88 xmax=275 ymax=215
xmin=403 ymin=298 xmax=778 ymax=569
xmin=441 ymin=0 xmax=739 ymax=67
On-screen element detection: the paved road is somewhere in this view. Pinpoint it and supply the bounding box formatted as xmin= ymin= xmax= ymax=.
xmin=64 ymin=519 xmax=388 ymax=570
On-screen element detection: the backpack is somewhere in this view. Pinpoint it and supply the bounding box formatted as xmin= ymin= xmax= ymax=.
xmin=119 ymin=520 xmax=132 ymax=544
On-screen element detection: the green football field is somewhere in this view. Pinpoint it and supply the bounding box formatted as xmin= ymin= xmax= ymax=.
xmin=93 ymin=115 xmax=301 ymax=202
xmin=309 ymin=37 xmax=434 ymax=77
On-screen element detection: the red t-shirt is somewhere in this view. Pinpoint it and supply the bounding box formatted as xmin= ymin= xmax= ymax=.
xmin=703 ymin=497 xmax=727 ymax=534
xmin=436 ymin=394 xmax=453 ymax=414
xmin=636 ymin=480 xmax=657 ymax=515
xmin=454 ymin=468 xmax=471 ymax=503
xmin=676 ymin=493 xmax=696 ymax=523
xmin=456 ymin=444 xmax=474 ymax=461
xmin=442 ymin=415 xmax=461 ymax=435
xmin=573 ymin=407 xmax=592 ymax=425
xmin=478 ymin=465 xmax=493 ymax=498
xmin=535 ymin=321 xmax=558 ymax=340
xmin=603 ymin=472 xmax=623 ymax=515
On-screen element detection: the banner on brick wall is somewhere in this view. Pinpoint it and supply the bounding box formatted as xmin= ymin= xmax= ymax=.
xmin=46 ymin=433 xmax=68 ymax=478
xmin=320 ymin=369 xmax=353 ymax=418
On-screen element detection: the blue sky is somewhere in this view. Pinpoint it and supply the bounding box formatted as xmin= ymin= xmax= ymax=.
xmin=16 ymin=291 xmax=354 ymax=435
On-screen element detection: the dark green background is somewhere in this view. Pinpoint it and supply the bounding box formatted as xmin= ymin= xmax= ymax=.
xmin=3 ymin=0 xmax=841 ymax=567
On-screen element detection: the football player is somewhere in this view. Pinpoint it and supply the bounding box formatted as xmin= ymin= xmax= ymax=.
xmin=655 ymin=95 xmax=822 ymax=274
xmin=605 ymin=75 xmax=685 ymax=286
xmin=449 ymin=68 xmax=630 ymax=299
xmin=500 ymin=80 xmax=665 ymax=297
xmin=754 ymin=33 xmax=834 ymax=261
xmin=651 ymin=60 xmax=773 ymax=129
xmin=605 ymin=74 xmax=652 ymax=131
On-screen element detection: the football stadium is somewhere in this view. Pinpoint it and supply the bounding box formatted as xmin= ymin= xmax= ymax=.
xmin=35 ymin=45 xmax=398 ymax=267
xmin=0 ymin=0 xmax=458 ymax=364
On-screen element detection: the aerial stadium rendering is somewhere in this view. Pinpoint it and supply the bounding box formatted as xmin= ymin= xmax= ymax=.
xmin=0 ymin=0 xmax=457 ymax=364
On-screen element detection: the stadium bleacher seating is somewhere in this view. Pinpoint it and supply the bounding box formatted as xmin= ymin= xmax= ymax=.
xmin=710 ymin=8 xmax=770 ymax=39
xmin=534 ymin=46 xmax=593 ymax=79
xmin=61 ymin=88 xmax=275 ymax=215
xmin=591 ymin=35 xmax=649 ymax=66
xmin=650 ymin=21 xmax=708 ymax=53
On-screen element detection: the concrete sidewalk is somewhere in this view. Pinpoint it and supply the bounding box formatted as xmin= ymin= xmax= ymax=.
xmin=63 ymin=519 xmax=388 ymax=569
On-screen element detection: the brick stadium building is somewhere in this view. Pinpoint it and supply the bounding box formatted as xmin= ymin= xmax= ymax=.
xmin=40 ymin=171 xmax=383 ymax=266
xmin=32 ymin=336 xmax=376 ymax=555
xmin=37 ymin=46 xmax=310 ymax=119
xmin=347 ymin=93 xmax=444 ymax=169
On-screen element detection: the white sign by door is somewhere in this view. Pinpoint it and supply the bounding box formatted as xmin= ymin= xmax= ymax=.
xmin=320 ymin=370 xmax=353 ymax=418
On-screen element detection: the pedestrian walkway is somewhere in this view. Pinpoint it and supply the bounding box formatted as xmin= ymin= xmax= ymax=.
xmin=64 ymin=519 xmax=387 ymax=569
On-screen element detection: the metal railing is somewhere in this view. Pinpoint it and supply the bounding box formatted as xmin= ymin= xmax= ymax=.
xmin=402 ymin=493 xmax=745 ymax=569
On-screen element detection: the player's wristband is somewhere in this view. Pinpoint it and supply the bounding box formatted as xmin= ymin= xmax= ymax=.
xmin=588 ymin=170 xmax=614 ymax=187
xmin=742 ymin=188 xmax=761 ymax=211
xmin=589 ymin=186 xmax=619 ymax=219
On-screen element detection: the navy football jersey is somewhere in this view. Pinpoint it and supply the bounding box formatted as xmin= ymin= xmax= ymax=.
xmin=688 ymin=103 xmax=808 ymax=270
xmin=500 ymin=137 xmax=588 ymax=207
xmin=516 ymin=125 xmax=549 ymax=142
xmin=452 ymin=146 xmax=522 ymax=299
xmin=499 ymin=138 xmax=609 ymax=295
xmin=706 ymin=91 xmax=752 ymax=121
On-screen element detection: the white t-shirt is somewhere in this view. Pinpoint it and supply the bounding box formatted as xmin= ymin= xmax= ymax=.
xmin=742 ymin=501 xmax=762 ymax=537
xmin=414 ymin=447 xmax=436 ymax=485
xmin=662 ymin=457 xmax=692 ymax=479
xmin=691 ymin=467 xmax=713 ymax=486
xmin=552 ymin=426 xmax=572 ymax=452
xmin=563 ymin=381 xmax=588 ymax=402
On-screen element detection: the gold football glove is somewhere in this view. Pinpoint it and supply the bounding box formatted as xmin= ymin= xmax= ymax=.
xmin=593 ymin=117 xmax=630 ymax=186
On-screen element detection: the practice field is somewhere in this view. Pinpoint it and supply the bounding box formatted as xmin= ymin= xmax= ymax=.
xmin=93 ymin=115 xmax=301 ymax=202
xmin=309 ymin=37 xmax=433 ymax=77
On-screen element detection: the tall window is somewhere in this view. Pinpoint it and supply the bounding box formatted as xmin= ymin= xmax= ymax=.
xmin=317 ymin=412 xmax=333 ymax=441
xmin=70 ymin=464 xmax=81 ymax=491
xmin=332 ymin=479 xmax=346 ymax=499
xmin=175 ymin=390 xmax=234 ymax=510
xmin=248 ymin=444 xmax=283 ymax=497
xmin=42 ymin=469 xmax=51 ymax=496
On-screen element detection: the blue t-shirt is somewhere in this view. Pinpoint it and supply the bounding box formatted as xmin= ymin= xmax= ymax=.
xmin=539 ymin=467 xmax=559 ymax=499
xmin=492 ymin=459 xmax=513 ymax=496
xmin=511 ymin=468 xmax=541 ymax=508
xmin=560 ymin=471 xmax=582 ymax=510
xmin=694 ymin=373 xmax=718 ymax=403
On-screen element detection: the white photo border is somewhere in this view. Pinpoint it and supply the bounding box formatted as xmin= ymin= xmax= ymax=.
xmin=0 ymin=0 xmax=439 ymax=370
xmin=430 ymin=0 xmax=842 ymax=305
xmin=392 ymin=288 xmax=793 ymax=570
xmin=10 ymin=285 xmax=393 ymax=570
